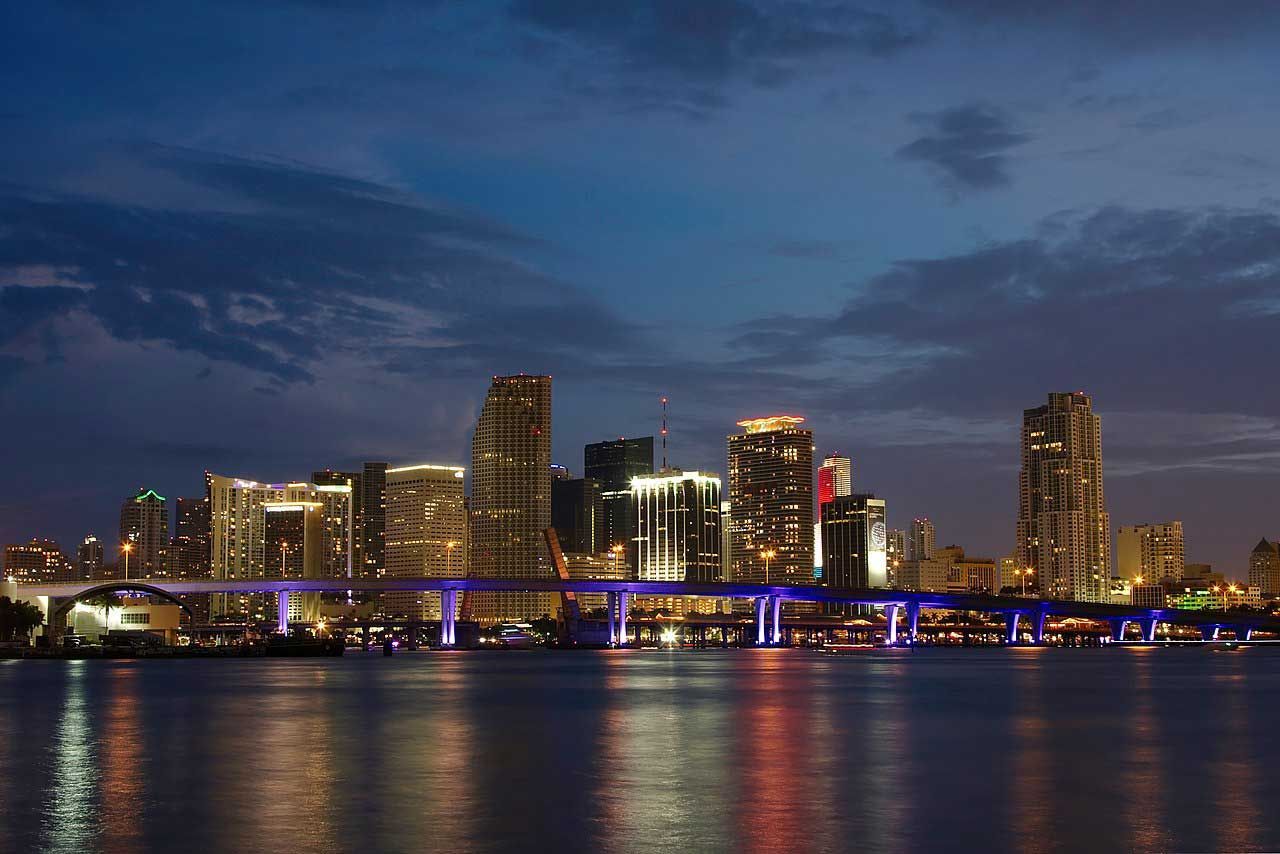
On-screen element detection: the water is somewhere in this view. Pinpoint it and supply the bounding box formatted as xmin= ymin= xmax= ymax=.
xmin=1 ymin=647 xmax=1276 ymax=853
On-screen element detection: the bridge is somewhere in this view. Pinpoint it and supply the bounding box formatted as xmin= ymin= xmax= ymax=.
xmin=13 ymin=577 xmax=1280 ymax=646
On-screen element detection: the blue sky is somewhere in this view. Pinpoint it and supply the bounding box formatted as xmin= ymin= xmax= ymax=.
xmin=4 ymin=1 xmax=1280 ymax=571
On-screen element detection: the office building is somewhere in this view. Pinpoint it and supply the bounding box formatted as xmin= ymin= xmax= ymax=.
xmin=314 ymin=469 xmax=363 ymax=573
xmin=1017 ymin=391 xmax=1111 ymax=602
xmin=631 ymin=469 xmax=722 ymax=615
xmin=361 ymin=462 xmax=388 ymax=578
xmin=2 ymin=539 xmax=73 ymax=584
xmin=817 ymin=453 xmax=853 ymax=506
xmin=820 ymin=494 xmax=888 ymax=591
xmin=262 ymin=501 xmax=323 ymax=623
xmin=1116 ymin=522 xmax=1184 ymax=582
xmin=119 ymin=488 xmax=168 ymax=577
xmin=908 ymin=517 xmax=935 ymax=561
xmin=470 ymin=374 xmax=553 ymax=622
xmin=1248 ymin=539 xmax=1280 ymax=597
xmin=384 ymin=463 xmax=467 ymax=619
xmin=551 ymin=477 xmax=604 ymax=555
xmin=584 ymin=436 xmax=654 ymax=561
xmin=728 ymin=415 xmax=814 ymax=587
xmin=172 ymin=497 xmax=211 ymax=579
xmin=77 ymin=534 xmax=104 ymax=581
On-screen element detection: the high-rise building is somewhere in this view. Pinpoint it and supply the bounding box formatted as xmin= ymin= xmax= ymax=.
xmin=470 ymin=374 xmax=553 ymax=622
xmin=817 ymin=453 xmax=853 ymax=506
xmin=384 ymin=463 xmax=467 ymax=619
xmin=584 ymin=436 xmax=654 ymax=560
xmin=1249 ymin=539 xmax=1280 ymax=597
xmin=551 ymin=477 xmax=604 ymax=556
xmin=887 ymin=528 xmax=905 ymax=588
xmin=119 ymin=488 xmax=168 ymax=577
xmin=908 ymin=517 xmax=935 ymax=561
xmin=820 ymin=494 xmax=888 ymax=590
xmin=314 ymin=469 xmax=363 ymax=575
xmin=633 ymin=470 xmax=722 ymax=583
xmin=361 ymin=462 xmax=388 ymax=578
xmin=1116 ymin=522 xmax=1184 ymax=582
xmin=77 ymin=534 xmax=104 ymax=581
xmin=262 ymin=501 xmax=323 ymax=623
xmin=3 ymin=539 xmax=73 ymax=584
xmin=172 ymin=497 xmax=211 ymax=580
xmin=728 ymin=416 xmax=815 ymax=587
xmin=1017 ymin=391 xmax=1111 ymax=602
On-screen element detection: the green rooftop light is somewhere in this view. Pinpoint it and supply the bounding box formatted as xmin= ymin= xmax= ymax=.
xmin=134 ymin=488 xmax=166 ymax=502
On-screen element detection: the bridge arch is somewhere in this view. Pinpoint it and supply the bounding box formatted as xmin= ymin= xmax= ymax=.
xmin=48 ymin=581 xmax=196 ymax=635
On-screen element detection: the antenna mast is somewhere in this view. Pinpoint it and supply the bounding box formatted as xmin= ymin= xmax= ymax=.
xmin=660 ymin=396 xmax=669 ymax=470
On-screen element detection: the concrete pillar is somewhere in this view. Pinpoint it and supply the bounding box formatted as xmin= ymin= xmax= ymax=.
xmin=905 ymin=601 xmax=920 ymax=643
xmin=361 ymin=625 xmax=371 ymax=651
xmin=618 ymin=593 xmax=628 ymax=647
xmin=1109 ymin=619 xmax=1128 ymax=642
xmin=1236 ymin=627 xmax=1253 ymax=642
xmin=1200 ymin=625 xmax=1219 ymax=642
xmin=407 ymin=621 xmax=419 ymax=650
xmin=440 ymin=589 xmax=457 ymax=646
xmin=884 ymin=603 xmax=900 ymax=646
xmin=1004 ymin=612 xmax=1021 ymax=644
xmin=1032 ymin=607 xmax=1049 ymax=644
xmin=607 ymin=592 xmax=617 ymax=645
xmin=277 ymin=591 xmax=290 ymax=633
xmin=770 ymin=596 xmax=781 ymax=645
xmin=1139 ymin=617 xmax=1158 ymax=642
xmin=755 ymin=597 xmax=767 ymax=645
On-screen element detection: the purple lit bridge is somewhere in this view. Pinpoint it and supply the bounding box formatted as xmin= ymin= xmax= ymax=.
xmin=16 ymin=577 xmax=1280 ymax=646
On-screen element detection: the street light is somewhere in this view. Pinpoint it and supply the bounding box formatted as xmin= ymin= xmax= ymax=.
xmin=610 ymin=543 xmax=624 ymax=578
xmin=280 ymin=541 xmax=289 ymax=576
xmin=445 ymin=541 xmax=457 ymax=576
xmin=121 ymin=541 xmax=134 ymax=581
xmin=1020 ymin=567 xmax=1034 ymax=597
xmin=761 ymin=549 xmax=776 ymax=585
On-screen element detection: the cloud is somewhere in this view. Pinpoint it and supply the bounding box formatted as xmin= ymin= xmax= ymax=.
xmin=896 ymin=102 xmax=1030 ymax=191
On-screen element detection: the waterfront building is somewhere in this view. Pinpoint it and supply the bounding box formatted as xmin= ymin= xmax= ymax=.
xmin=1130 ymin=582 xmax=1165 ymax=609
xmin=76 ymin=534 xmax=104 ymax=581
xmin=727 ymin=415 xmax=814 ymax=587
xmin=361 ymin=462 xmax=388 ymax=578
xmin=119 ymin=488 xmax=168 ymax=577
xmin=584 ymin=436 xmax=654 ymax=564
xmin=384 ymin=463 xmax=467 ymax=619
xmin=1248 ymin=539 xmax=1280 ymax=597
xmin=551 ymin=477 xmax=604 ymax=555
xmin=2 ymin=539 xmax=73 ymax=584
xmin=633 ymin=469 xmax=722 ymax=584
xmin=172 ymin=497 xmax=211 ymax=579
xmin=1117 ymin=522 xmax=1184 ymax=582
xmin=470 ymin=374 xmax=553 ymax=622
xmin=908 ymin=517 xmax=935 ymax=561
xmin=820 ymin=494 xmax=887 ymax=589
xmin=563 ymin=551 xmax=629 ymax=614
xmin=817 ymin=453 xmax=852 ymax=506
xmin=1017 ymin=391 xmax=1111 ymax=602
xmin=896 ymin=546 xmax=994 ymax=593
xmin=262 ymin=501 xmax=323 ymax=623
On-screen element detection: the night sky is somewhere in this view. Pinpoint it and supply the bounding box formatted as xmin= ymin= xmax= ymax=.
xmin=4 ymin=2 xmax=1280 ymax=573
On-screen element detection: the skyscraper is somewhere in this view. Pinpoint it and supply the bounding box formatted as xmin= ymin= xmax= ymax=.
xmin=551 ymin=477 xmax=604 ymax=555
xmin=119 ymin=488 xmax=168 ymax=577
xmin=77 ymin=534 xmax=104 ymax=581
xmin=384 ymin=463 xmax=467 ymax=619
xmin=1248 ymin=539 xmax=1280 ymax=597
xmin=1116 ymin=522 xmax=1184 ymax=582
xmin=633 ymin=470 xmax=722 ymax=583
xmin=821 ymin=494 xmax=888 ymax=589
xmin=172 ymin=497 xmax=211 ymax=580
xmin=908 ymin=517 xmax=935 ymax=561
xmin=727 ymin=415 xmax=814 ymax=587
xmin=314 ymin=469 xmax=363 ymax=574
xmin=262 ymin=501 xmax=323 ymax=623
xmin=1017 ymin=391 xmax=1111 ymax=602
xmin=887 ymin=528 xmax=906 ymax=588
xmin=361 ymin=462 xmax=388 ymax=578
xmin=817 ymin=453 xmax=853 ymax=506
xmin=470 ymin=374 xmax=553 ymax=622
xmin=584 ymin=436 xmax=654 ymax=561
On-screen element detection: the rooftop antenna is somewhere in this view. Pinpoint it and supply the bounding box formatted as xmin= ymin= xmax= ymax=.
xmin=660 ymin=396 xmax=669 ymax=470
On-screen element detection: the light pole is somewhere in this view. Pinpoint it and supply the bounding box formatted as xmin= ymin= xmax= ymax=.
xmin=280 ymin=541 xmax=288 ymax=576
xmin=761 ymin=549 xmax=776 ymax=585
xmin=445 ymin=541 xmax=457 ymax=576
xmin=610 ymin=543 xmax=624 ymax=576
xmin=121 ymin=541 xmax=133 ymax=581
xmin=1021 ymin=567 xmax=1034 ymax=597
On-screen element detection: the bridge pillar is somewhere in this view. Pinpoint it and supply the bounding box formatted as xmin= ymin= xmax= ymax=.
xmin=1032 ymin=607 xmax=1049 ymax=644
xmin=1235 ymin=627 xmax=1253 ymax=642
xmin=407 ymin=621 xmax=419 ymax=650
xmin=277 ymin=591 xmax=290 ymax=633
xmin=1139 ymin=617 xmax=1158 ymax=643
xmin=883 ymin=604 xmax=899 ymax=645
xmin=440 ymin=590 xmax=457 ymax=646
xmin=618 ymin=593 xmax=628 ymax=647
xmin=1004 ymin=612 xmax=1021 ymax=644
xmin=1200 ymin=625 xmax=1219 ymax=642
xmin=1109 ymin=619 xmax=1128 ymax=642
xmin=770 ymin=596 xmax=781 ymax=645
xmin=606 ymin=592 xmax=617 ymax=645
xmin=755 ymin=598 xmax=767 ymax=646
xmin=905 ymin=601 xmax=920 ymax=643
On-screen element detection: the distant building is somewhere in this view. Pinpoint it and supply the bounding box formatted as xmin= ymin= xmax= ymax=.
xmin=361 ymin=462 xmax=388 ymax=578
xmin=584 ymin=436 xmax=654 ymax=562
xmin=817 ymin=453 xmax=852 ymax=506
xmin=887 ymin=529 xmax=906 ymax=588
xmin=563 ymin=552 xmax=629 ymax=614
xmin=633 ymin=470 xmax=722 ymax=583
xmin=728 ymin=415 xmax=814 ymax=587
xmin=313 ymin=469 xmax=363 ymax=574
xmin=896 ymin=546 xmax=996 ymax=594
xmin=1116 ymin=522 xmax=1184 ymax=582
xmin=550 ymin=464 xmax=571 ymax=481
xmin=262 ymin=502 xmax=323 ymax=623
xmin=172 ymin=497 xmax=211 ymax=579
xmin=77 ymin=534 xmax=104 ymax=581
xmin=1017 ymin=392 xmax=1111 ymax=602
xmin=1130 ymin=582 xmax=1165 ymax=609
xmin=820 ymin=494 xmax=888 ymax=590
xmin=3 ymin=539 xmax=73 ymax=584
xmin=119 ymin=488 xmax=168 ymax=577
xmin=470 ymin=374 xmax=553 ymax=622
xmin=551 ymin=477 xmax=604 ymax=555
xmin=1248 ymin=540 xmax=1280 ymax=597
xmin=384 ymin=463 xmax=467 ymax=619
xmin=908 ymin=518 xmax=935 ymax=561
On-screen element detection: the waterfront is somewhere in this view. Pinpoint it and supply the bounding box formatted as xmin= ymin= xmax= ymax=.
xmin=2 ymin=648 xmax=1277 ymax=853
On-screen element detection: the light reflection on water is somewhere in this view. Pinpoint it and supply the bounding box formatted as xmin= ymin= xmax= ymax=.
xmin=1 ymin=648 xmax=1277 ymax=853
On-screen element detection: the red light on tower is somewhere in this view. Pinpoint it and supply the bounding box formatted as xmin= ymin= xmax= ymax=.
xmin=818 ymin=466 xmax=834 ymax=506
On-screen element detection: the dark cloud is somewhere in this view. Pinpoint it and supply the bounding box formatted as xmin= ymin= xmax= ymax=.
xmin=896 ymin=103 xmax=1030 ymax=191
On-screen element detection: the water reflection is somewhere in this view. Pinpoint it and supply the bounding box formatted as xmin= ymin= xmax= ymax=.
xmin=1123 ymin=650 xmax=1167 ymax=851
xmin=1212 ymin=653 xmax=1259 ymax=852
xmin=101 ymin=665 xmax=143 ymax=854
xmin=44 ymin=662 xmax=97 ymax=853
xmin=1009 ymin=651 xmax=1051 ymax=853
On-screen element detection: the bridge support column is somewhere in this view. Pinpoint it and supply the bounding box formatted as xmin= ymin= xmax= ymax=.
xmin=1139 ymin=617 xmax=1158 ymax=643
xmin=1235 ymin=627 xmax=1253 ymax=642
xmin=1032 ymin=607 xmax=1049 ymax=644
xmin=770 ymin=596 xmax=781 ymax=645
xmin=1200 ymin=625 xmax=1219 ymax=642
xmin=905 ymin=602 xmax=920 ymax=643
xmin=618 ymin=593 xmax=628 ymax=647
xmin=407 ymin=621 xmax=419 ymax=650
xmin=1004 ymin=612 xmax=1021 ymax=645
xmin=755 ymin=598 xmax=767 ymax=646
xmin=607 ymin=592 xmax=617 ymax=645
xmin=277 ymin=591 xmax=290 ymax=633
xmin=440 ymin=590 xmax=457 ymax=646
xmin=884 ymin=604 xmax=900 ymax=645
xmin=1109 ymin=619 xmax=1128 ymax=642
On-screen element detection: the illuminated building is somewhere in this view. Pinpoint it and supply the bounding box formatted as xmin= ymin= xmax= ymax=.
xmin=172 ymin=497 xmax=211 ymax=579
xmin=1017 ymin=391 xmax=1111 ymax=602
xmin=563 ymin=551 xmax=629 ymax=614
xmin=2 ymin=539 xmax=74 ymax=584
xmin=727 ymin=415 xmax=814 ymax=587
xmin=384 ymin=463 xmax=467 ymax=619
xmin=119 ymin=488 xmax=168 ymax=577
xmin=631 ymin=469 xmax=722 ymax=616
xmin=1117 ymin=522 xmax=1184 ymax=582
xmin=908 ymin=517 xmax=935 ymax=561
xmin=470 ymin=374 xmax=553 ymax=622
xmin=584 ymin=436 xmax=654 ymax=564
xmin=551 ymin=477 xmax=604 ymax=555
xmin=262 ymin=502 xmax=323 ymax=623
xmin=361 ymin=462 xmax=388 ymax=578
xmin=887 ymin=528 xmax=905 ymax=588
xmin=77 ymin=534 xmax=104 ymax=581
xmin=1248 ymin=539 xmax=1280 ymax=597
xmin=313 ymin=469 xmax=363 ymax=573
xmin=820 ymin=494 xmax=886 ymax=614
xmin=1130 ymin=582 xmax=1165 ymax=609
xmin=817 ymin=453 xmax=852 ymax=506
